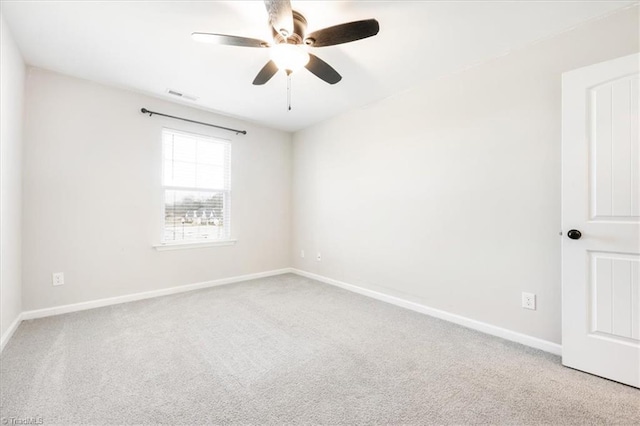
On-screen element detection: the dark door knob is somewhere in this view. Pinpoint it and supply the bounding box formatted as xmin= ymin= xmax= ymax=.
xmin=567 ymin=229 xmax=582 ymax=240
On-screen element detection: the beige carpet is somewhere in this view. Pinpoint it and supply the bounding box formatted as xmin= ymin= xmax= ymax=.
xmin=1 ymin=273 xmax=639 ymax=425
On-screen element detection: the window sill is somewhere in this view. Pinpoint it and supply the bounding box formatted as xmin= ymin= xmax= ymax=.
xmin=153 ymin=239 xmax=237 ymax=251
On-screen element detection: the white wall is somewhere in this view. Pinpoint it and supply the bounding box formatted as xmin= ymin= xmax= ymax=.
xmin=291 ymin=6 xmax=640 ymax=344
xmin=0 ymin=15 xmax=25 ymax=340
xmin=22 ymin=69 xmax=291 ymax=311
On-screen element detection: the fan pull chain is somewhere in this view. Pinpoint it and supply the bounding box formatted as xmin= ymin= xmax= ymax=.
xmin=286 ymin=71 xmax=292 ymax=111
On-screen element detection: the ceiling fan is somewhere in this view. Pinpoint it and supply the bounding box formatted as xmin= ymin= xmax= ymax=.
xmin=191 ymin=0 xmax=380 ymax=86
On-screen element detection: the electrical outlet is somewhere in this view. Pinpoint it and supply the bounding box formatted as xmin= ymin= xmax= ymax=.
xmin=300 ymin=250 xmax=305 ymax=258
xmin=316 ymin=252 xmax=322 ymax=262
xmin=522 ymin=292 xmax=536 ymax=310
xmin=52 ymin=272 xmax=64 ymax=286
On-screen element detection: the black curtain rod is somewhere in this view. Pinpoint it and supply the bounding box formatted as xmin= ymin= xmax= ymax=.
xmin=140 ymin=108 xmax=247 ymax=135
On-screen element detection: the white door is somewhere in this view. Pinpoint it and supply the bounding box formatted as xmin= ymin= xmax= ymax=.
xmin=562 ymin=53 xmax=640 ymax=388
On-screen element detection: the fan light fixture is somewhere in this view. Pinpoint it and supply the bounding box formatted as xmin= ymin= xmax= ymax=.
xmin=190 ymin=0 xmax=380 ymax=110
xmin=270 ymin=43 xmax=310 ymax=73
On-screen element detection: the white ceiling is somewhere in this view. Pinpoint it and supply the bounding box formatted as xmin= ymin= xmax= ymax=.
xmin=1 ymin=0 xmax=635 ymax=132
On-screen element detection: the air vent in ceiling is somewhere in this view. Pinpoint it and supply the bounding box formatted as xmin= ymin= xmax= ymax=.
xmin=165 ymin=89 xmax=199 ymax=102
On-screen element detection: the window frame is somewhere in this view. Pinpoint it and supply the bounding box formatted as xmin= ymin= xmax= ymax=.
xmin=155 ymin=127 xmax=236 ymax=250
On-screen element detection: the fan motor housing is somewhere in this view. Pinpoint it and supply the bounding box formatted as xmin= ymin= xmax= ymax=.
xmin=272 ymin=10 xmax=307 ymax=45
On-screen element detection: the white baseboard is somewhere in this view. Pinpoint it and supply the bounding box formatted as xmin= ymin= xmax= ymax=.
xmin=1 ymin=313 xmax=23 ymax=352
xmin=290 ymin=268 xmax=562 ymax=356
xmin=6 ymin=267 xmax=562 ymax=357
xmin=20 ymin=268 xmax=293 ymax=321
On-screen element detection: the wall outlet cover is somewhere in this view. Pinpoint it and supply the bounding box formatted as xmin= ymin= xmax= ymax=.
xmin=522 ymin=292 xmax=536 ymax=310
xmin=52 ymin=272 xmax=65 ymax=286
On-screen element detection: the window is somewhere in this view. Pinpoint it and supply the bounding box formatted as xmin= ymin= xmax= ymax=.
xmin=161 ymin=129 xmax=231 ymax=245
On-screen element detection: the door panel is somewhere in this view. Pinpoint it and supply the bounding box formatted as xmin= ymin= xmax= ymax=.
xmin=591 ymin=75 xmax=640 ymax=220
xmin=590 ymin=253 xmax=639 ymax=340
xmin=562 ymin=53 xmax=640 ymax=388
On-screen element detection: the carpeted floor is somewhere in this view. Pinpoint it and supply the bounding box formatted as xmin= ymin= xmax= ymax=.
xmin=1 ymin=273 xmax=639 ymax=425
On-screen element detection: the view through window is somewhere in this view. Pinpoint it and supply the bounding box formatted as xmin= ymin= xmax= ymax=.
xmin=162 ymin=129 xmax=231 ymax=243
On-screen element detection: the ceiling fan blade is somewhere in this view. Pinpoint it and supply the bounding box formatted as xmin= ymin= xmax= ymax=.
xmin=264 ymin=0 xmax=294 ymax=37
xmin=253 ymin=60 xmax=279 ymax=85
xmin=305 ymin=54 xmax=342 ymax=85
xmin=305 ymin=19 xmax=380 ymax=47
xmin=191 ymin=33 xmax=269 ymax=48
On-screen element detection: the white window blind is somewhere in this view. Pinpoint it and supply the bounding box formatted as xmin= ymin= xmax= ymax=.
xmin=162 ymin=129 xmax=231 ymax=243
